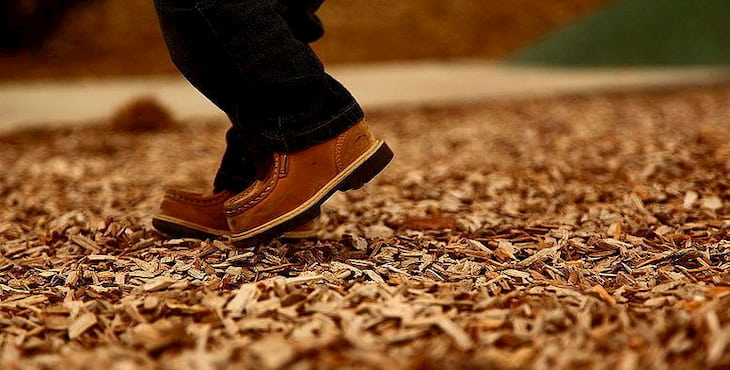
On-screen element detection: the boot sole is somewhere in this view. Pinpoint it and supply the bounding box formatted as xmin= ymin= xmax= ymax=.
xmin=151 ymin=215 xmax=225 ymax=240
xmin=152 ymin=214 xmax=318 ymax=240
xmin=229 ymin=140 xmax=394 ymax=247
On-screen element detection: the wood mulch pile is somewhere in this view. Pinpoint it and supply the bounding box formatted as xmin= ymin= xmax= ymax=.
xmin=0 ymin=85 xmax=729 ymax=369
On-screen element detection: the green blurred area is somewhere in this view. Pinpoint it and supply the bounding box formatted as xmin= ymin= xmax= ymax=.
xmin=511 ymin=0 xmax=730 ymax=66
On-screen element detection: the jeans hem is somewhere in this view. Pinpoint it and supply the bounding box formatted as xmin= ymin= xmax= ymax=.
xmin=260 ymin=102 xmax=364 ymax=152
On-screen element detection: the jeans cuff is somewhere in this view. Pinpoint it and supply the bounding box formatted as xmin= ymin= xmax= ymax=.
xmin=259 ymin=101 xmax=364 ymax=153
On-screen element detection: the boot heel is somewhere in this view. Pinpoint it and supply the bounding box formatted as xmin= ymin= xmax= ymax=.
xmin=340 ymin=143 xmax=394 ymax=191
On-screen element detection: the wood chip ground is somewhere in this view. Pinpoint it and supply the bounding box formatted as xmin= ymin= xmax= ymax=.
xmin=1 ymin=85 xmax=729 ymax=369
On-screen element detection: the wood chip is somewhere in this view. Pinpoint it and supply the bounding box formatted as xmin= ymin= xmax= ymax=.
xmin=2 ymin=85 xmax=729 ymax=369
xmin=142 ymin=277 xmax=175 ymax=292
xmin=68 ymin=313 xmax=97 ymax=339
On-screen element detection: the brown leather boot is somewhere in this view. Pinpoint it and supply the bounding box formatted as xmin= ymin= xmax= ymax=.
xmin=152 ymin=189 xmax=318 ymax=240
xmin=224 ymin=121 xmax=393 ymax=246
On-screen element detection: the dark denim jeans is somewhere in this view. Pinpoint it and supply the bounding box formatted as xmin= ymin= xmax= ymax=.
xmin=153 ymin=0 xmax=363 ymax=191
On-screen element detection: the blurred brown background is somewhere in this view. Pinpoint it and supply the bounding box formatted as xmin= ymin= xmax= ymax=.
xmin=0 ymin=0 xmax=609 ymax=80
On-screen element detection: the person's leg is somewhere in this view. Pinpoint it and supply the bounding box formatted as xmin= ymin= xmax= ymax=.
xmin=154 ymin=0 xmax=327 ymax=128
xmin=153 ymin=0 xmax=391 ymax=244
xmin=187 ymin=0 xmax=363 ymax=152
xmin=154 ymin=0 xmax=262 ymax=191
xmin=278 ymin=0 xmax=326 ymax=44
xmin=153 ymin=0 xmax=330 ymax=190
xmin=211 ymin=0 xmax=328 ymax=190
xmin=152 ymin=0 xmax=323 ymax=238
